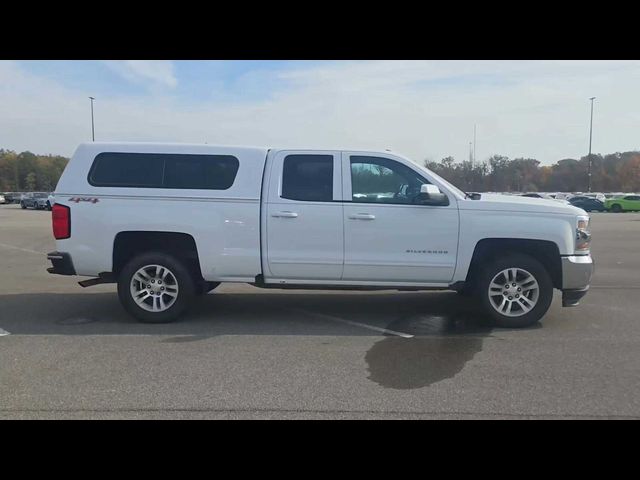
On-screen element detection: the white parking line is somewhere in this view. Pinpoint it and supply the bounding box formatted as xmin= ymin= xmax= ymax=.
xmin=8 ymin=334 xmax=169 ymax=337
xmin=0 ymin=328 xmax=10 ymax=337
xmin=289 ymin=308 xmax=414 ymax=338
xmin=591 ymin=285 xmax=640 ymax=289
xmin=0 ymin=242 xmax=45 ymax=255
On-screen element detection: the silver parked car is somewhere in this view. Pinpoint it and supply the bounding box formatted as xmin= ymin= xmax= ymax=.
xmin=20 ymin=192 xmax=52 ymax=210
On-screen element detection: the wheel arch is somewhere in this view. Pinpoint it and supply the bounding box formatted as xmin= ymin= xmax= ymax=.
xmin=465 ymin=238 xmax=562 ymax=290
xmin=112 ymin=231 xmax=204 ymax=282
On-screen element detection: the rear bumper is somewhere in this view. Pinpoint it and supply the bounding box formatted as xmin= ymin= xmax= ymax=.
xmin=46 ymin=251 xmax=76 ymax=276
xmin=561 ymin=255 xmax=593 ymax=307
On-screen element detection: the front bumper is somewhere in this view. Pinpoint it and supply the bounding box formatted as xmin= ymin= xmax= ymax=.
xmin=562 ymin=287 xmax=589 ymax=307
xmin=47 ymin=251 xmax=76 ymax=276
xmin=561 ymin=255 xmax=594 ymax=307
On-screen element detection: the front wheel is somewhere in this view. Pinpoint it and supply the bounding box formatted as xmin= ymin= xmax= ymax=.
xmin=20 ymin=202 xmax=26 ymax=209
xmin=118 ymin=252 xmax=196 ymax=323
xmin=477 ymin=253 xmax=553 ymax=328
xmin=610 ymin=204 xmax=622 ymax=213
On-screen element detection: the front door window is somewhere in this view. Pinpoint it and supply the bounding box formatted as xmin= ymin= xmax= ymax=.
xmin=350 ymin=156 xmax=432 ymax=205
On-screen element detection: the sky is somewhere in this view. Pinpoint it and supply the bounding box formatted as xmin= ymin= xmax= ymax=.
xmin=1 ymin=60 xmax=639 ymax=165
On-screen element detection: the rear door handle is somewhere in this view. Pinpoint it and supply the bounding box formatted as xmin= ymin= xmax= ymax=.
xmin=272 ymin=211 xmax=299 ymax=218
xmin=348 ymin=213 xmax=376 ymax=220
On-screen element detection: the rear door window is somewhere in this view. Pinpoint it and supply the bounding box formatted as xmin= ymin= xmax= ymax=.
xmin=281 ymin=155 xmax=334 ymax=202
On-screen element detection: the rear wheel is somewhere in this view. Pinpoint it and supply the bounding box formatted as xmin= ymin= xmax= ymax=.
xmin=477 ymin=253 xmax=553 ymax=328
xmin=20 ymin=202 xmax=26 ymax=209
xmin=118 ymin=252 xmax=196 ymax=323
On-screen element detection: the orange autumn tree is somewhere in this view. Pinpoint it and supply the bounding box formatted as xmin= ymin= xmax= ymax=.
xmin=619 ymin=154 xmax=640 ymax=192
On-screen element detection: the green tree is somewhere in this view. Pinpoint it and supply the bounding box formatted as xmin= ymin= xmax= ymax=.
xmin=0 ymin=149 xmax=69 ymax=192
xmin=25 ymin=172 xmax=37 ymax=191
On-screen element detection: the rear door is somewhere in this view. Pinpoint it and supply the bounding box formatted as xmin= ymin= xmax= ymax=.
xmin=264 ymin=150 xmax=343 ymax=280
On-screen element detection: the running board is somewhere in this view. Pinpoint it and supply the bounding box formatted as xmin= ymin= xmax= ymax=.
xmin=78 ymin=272 xmax=115 ymax=288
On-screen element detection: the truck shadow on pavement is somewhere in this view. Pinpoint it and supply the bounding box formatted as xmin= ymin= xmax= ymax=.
xmin=0 ymin=290 xmax=540 ymax=390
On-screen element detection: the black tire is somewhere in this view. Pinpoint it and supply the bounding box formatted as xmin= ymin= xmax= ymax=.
xmin=476 ymin=253 xmax=553 ymax=328
xmin=46 ymin=202 xmax=51 ymax=211
xmin=611 ymin=204 xmax=622 ymax=213
xmin=117 ymin=252 xmax=196 ymax=323
xmin=20 ymin=202 xmax=26 ymax=209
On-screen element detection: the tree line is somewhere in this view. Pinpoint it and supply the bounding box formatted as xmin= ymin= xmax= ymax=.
xmin=1 ymin=147 xmax=640 ymax=193
xmin=0 ymin=149 xmax=69 ymax=192
xmin=425 ymin=151 xmax=640 ymax=193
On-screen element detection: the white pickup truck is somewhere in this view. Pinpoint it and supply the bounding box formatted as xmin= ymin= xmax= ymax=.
xmin=47 ymin=143 xmax=593 ymax=327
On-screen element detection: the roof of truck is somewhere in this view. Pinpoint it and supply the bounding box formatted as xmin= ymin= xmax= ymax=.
xmin=76 ymin=142 xmax=269 ymax=153
xmin=75 ymin=142 xmax=404 ymax=157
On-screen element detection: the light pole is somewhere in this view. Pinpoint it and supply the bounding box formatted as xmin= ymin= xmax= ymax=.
xmin=89 ymin=96 xmax=95 ymax=141
xmin=587 ymin=97 xmax=595 ymax=192
xmin=473 ymin=124 xmax=477 ymax=166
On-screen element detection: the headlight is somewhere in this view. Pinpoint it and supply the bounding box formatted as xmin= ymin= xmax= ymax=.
xmin=576 ymin=215 xmax=591 ymax=252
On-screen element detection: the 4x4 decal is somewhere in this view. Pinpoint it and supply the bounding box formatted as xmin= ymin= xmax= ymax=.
xmin=69 ymin=197 xmax=99 ymax=204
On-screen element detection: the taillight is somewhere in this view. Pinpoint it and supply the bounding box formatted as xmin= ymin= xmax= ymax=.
xmin=52 ymin=203 xmax=71 ymax=239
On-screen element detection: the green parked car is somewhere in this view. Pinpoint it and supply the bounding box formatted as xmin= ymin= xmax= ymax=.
xmin=605 ymin=195 xmax=640 ymax=212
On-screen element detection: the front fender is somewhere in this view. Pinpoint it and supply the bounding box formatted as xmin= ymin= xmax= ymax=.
xmin=452 ymin=210 xmax=575 ymax=283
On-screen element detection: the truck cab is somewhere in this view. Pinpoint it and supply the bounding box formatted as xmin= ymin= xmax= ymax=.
xmin=48 ymin=143 xmax=594 ymax=327
xmin=262 ymin=150 xmax=458 ymax=285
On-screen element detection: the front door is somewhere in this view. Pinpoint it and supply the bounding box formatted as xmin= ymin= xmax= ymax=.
xmin=341 ymin=153 xmax=459 ymax=283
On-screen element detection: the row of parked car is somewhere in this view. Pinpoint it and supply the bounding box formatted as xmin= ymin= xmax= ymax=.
xmin=517 ymin=192 xmax=640 ymax=212
xmin=0 ymin=192 xmax=54 ymax=210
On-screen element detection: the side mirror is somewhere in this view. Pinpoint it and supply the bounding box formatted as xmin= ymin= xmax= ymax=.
xmin=417 ymin=184 xmax=449 ymax=206
xmin=421 ymin=184 xmax=440 ymax=196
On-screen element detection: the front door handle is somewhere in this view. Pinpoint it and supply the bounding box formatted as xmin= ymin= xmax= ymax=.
xmin=272 ymin=211 xmax=299 ymax=218
xmin=349 ymin=213 xmax=376 ymax=220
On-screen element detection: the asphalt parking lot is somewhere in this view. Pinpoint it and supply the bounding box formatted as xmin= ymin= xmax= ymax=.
xmin=1 ymin=204 xmax=639 ymax=419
